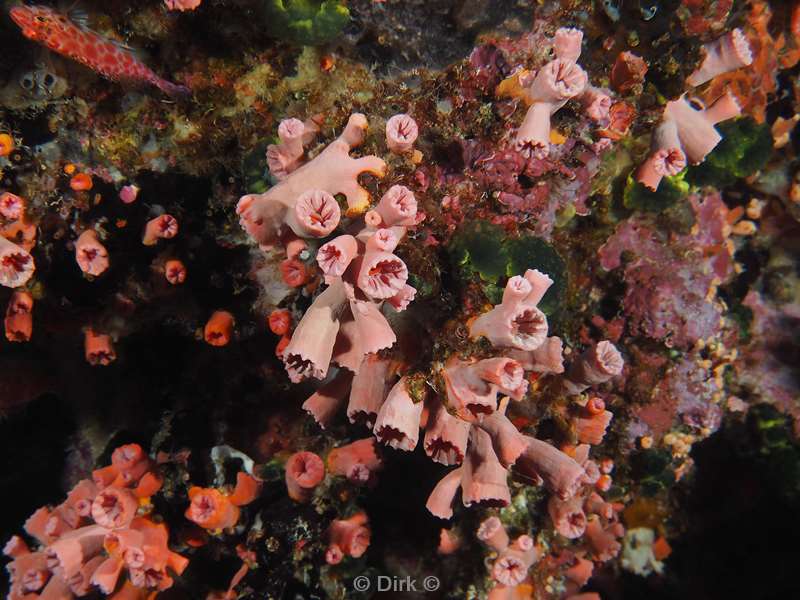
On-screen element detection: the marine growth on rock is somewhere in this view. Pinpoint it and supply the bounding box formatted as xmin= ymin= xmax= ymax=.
xmin=1 ymin=1 xmax=798 ymax=599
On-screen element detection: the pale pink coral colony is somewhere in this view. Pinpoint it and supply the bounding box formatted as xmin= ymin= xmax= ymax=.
xmin=228 ymin=55 xmax=628 ymax=591
xmin=637 ymin=28 xmax=754 ymax=190
xmin=515 ymin=28 xmax=589 ymax=159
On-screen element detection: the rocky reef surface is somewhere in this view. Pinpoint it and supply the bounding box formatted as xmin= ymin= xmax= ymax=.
xmin=1 ymin=1 xmax=799 ymax=599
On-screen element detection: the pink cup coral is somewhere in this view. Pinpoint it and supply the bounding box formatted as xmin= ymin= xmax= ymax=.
xmin=385 ymin=114 xmax=419 ymax=154
xmin=514 ymin=28 xmax=589 ymax=159
xmin=5 ymin=290 xmax=33 ymax=342
xmin=237 ymin=113 xmax=387 ymax=249
xmin=284 ymin=451 xmax=325 ymax=503
xmin=142 ymin=214 xmax=178 ymax=246
xmin=75 ymin=230 xmax=110 ymax=276
xmin=0 ymin=235 xmax=35 ymax=288
xmin=4 ymin=444 xmax=186 ymax=598
xmin=687 ymin=28 xmax=753 ymax=87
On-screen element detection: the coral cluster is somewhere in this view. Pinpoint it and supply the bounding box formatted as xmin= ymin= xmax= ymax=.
xmin=4 ymin=444 xmax=187 ymax=598
xmin=1 ymin=0 xmax=797 ymax=599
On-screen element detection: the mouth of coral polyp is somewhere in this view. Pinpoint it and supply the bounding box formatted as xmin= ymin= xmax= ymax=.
xmin=98 ymin=494 xmax=122 ymax=519
xmin=91 ymin=351 xmax=114 ymax=364
xmin=375 ymin=425 xmax=407 ymax=444
xmin=467 ymin=403 xmax=494 ymax=419
xmin=195 ymin=497 xmax=215 ymax=521
xmin=514 ymin=311 xmax=544 ymax=335
xmin=2 ymin=252 xmax=30 ymax=272
xmin=309 ymin=211 xmax=329 ymax=225
xmin=395 ymin=122 xmax=412 ymax=139
xmin=502 ymin=363 xmax=521 ymax=384
xmin=426 ymin=439 xmax=463 ymax=463
xmin=286 ymin=354 xmax=314 ymax=377
xmin=368 ymin=259 xmax=403 ymax=279
xmin=0 ymin=252 xmax=31 ymax=277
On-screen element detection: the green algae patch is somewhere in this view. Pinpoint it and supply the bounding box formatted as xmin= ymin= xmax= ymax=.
xmin=242 ymin=140 xmax=272 ymax=194
xmin=623 ymin=171 xmax=689 ymax=213
xmin=450 ymin=221 xmax=566 ymax=314
xmin=745 ymin=404 xmax=800 ymax=503
xmin=630 ymin=449 xmax=676 ymax=497
xmin=450 ymin=220 xmax=508 ymax=284
xmin=505 ymin=234 xmax=566 ymax=315
xmin=687 ymin=117 xmax=773 ymax=187
xmin=262 ymin=0 xmax=350 ymax=46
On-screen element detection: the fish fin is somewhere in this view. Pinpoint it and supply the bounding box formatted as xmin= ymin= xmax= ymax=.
xmin=66 ymin=6 xmax=91 ymax=29
xmin=106 ymin=38 xmax=150 ymax=62
xmin=155 ymin=78 xmax=192 ymax=98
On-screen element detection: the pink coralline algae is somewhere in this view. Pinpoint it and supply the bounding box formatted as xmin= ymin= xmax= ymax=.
xmin=237 ymin=113 xmax=387 ymax=251
xmin=599 ymin=191 xmax=736 ymax=348
xmin=3 ymin=444 xmax=188 ymax=598
xmin=737 ymin=289 xmax=800 ymax=433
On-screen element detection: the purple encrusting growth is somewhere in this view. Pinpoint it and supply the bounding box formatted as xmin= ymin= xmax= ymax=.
xmin=599 ymin=192 xmax=736 ymax=349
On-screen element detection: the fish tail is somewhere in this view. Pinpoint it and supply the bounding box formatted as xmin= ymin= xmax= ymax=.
xmin=155 ymin=77 xmax=191 ymax=98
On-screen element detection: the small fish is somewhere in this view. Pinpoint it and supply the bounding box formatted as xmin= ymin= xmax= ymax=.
xmin=9 ymin=4 xmax=190 ymax=97
xmin=602 ymin=0 xmax=622 ymax=22
xmin=639 ymin=1 xmax=658 ymax=21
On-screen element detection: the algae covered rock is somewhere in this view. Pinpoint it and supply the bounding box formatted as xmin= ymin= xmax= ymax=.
xmin=449 ymin=220 xmax=566 ymax=314
xmin=687 ymin=117 xmax=773 ymax=187
xmin=262 ymin=0 xmax=350 ymax=45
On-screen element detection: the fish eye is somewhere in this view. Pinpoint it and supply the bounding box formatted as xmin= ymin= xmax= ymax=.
xmin=35 ymin=16 xmax=46 ymax=22
xmin=21 ymin=75 xmax=34 ymax=90
xmin=43 ymin=73 xmax=55 ymax=88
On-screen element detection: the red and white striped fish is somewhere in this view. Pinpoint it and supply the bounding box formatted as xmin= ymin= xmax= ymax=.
xmin=9 ymin=4 xmax=190 ymax=96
